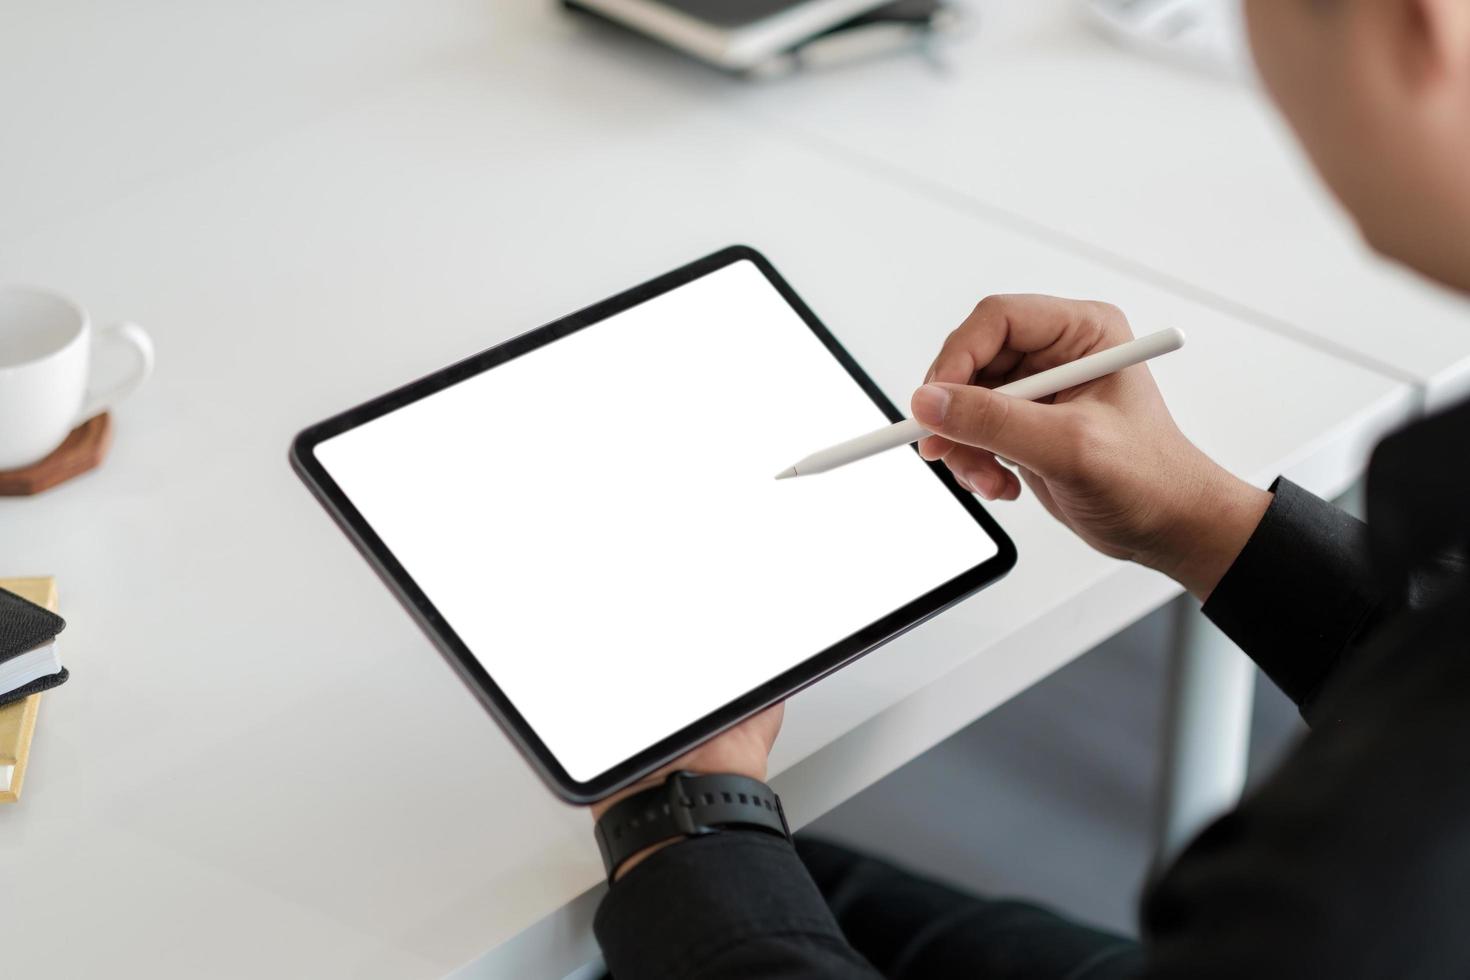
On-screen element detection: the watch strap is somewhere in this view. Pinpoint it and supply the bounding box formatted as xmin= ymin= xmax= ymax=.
xmin=595 ymin=771 xmax=790 ymax=882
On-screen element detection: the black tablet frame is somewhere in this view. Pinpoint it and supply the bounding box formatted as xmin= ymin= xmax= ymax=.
xmin=290 ymin=245 xmax=1016 ymax=803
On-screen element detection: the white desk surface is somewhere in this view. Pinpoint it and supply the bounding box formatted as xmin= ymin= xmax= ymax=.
xmin=0 ymin=3 xmax=1415 ymax=978
xmin=713 ymin=0 xmax=1470 ymax=410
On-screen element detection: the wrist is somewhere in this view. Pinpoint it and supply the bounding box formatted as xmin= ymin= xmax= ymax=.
xmin=593 ymin=769 xmax=782 ymax=883
xmin=1150 ymin=466 xmax=1272 ymax=602
xmin=591 ymin=775 xmax=675 ymax=881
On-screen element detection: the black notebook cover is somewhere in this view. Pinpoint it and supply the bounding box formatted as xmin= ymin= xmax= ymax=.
xmin=632 ymin=1 xmax=830 ymax=28
xmin=0 ymin=667 xmax=69 ymax=709
xmin=0 ymin=587 xmax=66 ymax=663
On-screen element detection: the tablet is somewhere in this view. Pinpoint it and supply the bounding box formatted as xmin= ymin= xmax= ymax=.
xmin=290 ymin=246 xmax=1014 ymax=802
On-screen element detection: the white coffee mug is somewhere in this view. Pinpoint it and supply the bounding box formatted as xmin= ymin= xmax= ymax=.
xmin=0 ymin=286 xmax=155 ymax=471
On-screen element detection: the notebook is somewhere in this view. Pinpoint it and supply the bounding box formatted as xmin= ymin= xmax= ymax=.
xmin=0 ymin=577 xmax=65 ymax=803
xmin=565 ymin=0 xmax=895 ymax=70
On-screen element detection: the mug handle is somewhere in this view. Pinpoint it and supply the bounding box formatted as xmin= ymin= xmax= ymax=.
xmin=76 ymin=321 xmax=156 ymax=424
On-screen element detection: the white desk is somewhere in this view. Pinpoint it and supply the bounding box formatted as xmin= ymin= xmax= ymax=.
xmin=718 ymin=0 xmax=1470 ymax=410
xmin=0 ymin=3 xmax=1415 ymax=978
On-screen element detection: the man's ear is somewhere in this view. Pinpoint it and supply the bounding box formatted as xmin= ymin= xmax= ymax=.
xmin=1395 ymin=0 xmax=1470 ymax=89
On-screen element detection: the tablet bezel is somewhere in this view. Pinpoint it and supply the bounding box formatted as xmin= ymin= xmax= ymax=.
xmin=290 ymin=245 xmax=1016 ymax=803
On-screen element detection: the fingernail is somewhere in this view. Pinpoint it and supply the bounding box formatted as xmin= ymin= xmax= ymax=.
xmin=912 ymin=384 xmax=950 ymax=427
xmin=973 ymin=473 xmax=997 ymax=499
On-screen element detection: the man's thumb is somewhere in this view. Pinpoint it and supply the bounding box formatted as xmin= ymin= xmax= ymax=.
xmin=911 ymin=383 xmax=1070 ymax=473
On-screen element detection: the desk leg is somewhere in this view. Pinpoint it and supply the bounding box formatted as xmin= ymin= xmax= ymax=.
xmin=1336 ymin=477 xmax=1366 ymax=521
xmin=1154 ymin=596 xmax=1256 ymax=861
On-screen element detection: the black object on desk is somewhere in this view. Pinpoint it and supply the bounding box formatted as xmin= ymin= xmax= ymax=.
xmin=0 ymin=587 xmax=68 ymax=709
xmin=565 ymin=0 xmax=954 ymax=75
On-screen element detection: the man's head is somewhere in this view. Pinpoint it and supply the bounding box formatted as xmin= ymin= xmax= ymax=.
xmin=1245 ymin=0 xmax=1470 ymax=293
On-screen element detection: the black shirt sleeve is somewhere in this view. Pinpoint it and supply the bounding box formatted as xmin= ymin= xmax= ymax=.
xmin=594 ymin=832 xmax=881 ymax=980
xmin=1201 ymin=478 xmax=1383 ymax=719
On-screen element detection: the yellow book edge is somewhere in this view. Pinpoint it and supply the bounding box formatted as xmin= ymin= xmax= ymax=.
xmin=0 ymin=576 xmax=59 ymax=804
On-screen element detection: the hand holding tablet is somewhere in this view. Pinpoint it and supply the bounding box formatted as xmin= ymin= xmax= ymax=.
xmin=292 ymin=247 xmax=1013 ymax=801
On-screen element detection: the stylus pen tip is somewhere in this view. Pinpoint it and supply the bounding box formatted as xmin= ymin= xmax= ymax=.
xmin=775 ymin=467 xmax=799 ymax=481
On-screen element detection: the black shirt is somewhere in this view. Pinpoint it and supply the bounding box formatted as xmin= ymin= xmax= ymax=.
xmin=595 ymin=398 xmax=1470 ymax=979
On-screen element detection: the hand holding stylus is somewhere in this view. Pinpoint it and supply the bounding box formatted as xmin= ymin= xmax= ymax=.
xmin=777 ymin=326 xmax=1185 ymax=479
xmin=834 ymin=296 xmax=1270 ymax=602
xmin=639 ymin=296 xmax=1272 ymax=862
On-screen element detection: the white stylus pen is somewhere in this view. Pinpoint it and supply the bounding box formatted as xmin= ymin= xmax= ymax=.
xmin=776 ymin=327 xmax=1186 ymax=479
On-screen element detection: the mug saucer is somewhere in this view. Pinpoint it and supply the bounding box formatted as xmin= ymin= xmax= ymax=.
xmin=0 ymin=413 xmax=111 ymax=496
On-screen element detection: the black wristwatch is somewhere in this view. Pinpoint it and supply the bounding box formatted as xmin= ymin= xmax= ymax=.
xmin=594 ymin=771 xmax=791 ymax=883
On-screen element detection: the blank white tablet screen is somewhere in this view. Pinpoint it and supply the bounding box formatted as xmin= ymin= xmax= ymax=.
xmin=315 ymin=259 xmax=999 ymax=782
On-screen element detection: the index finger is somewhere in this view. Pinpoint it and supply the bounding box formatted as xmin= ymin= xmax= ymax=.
xmin=926 ymin=295 xmax=1133 ymax=387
